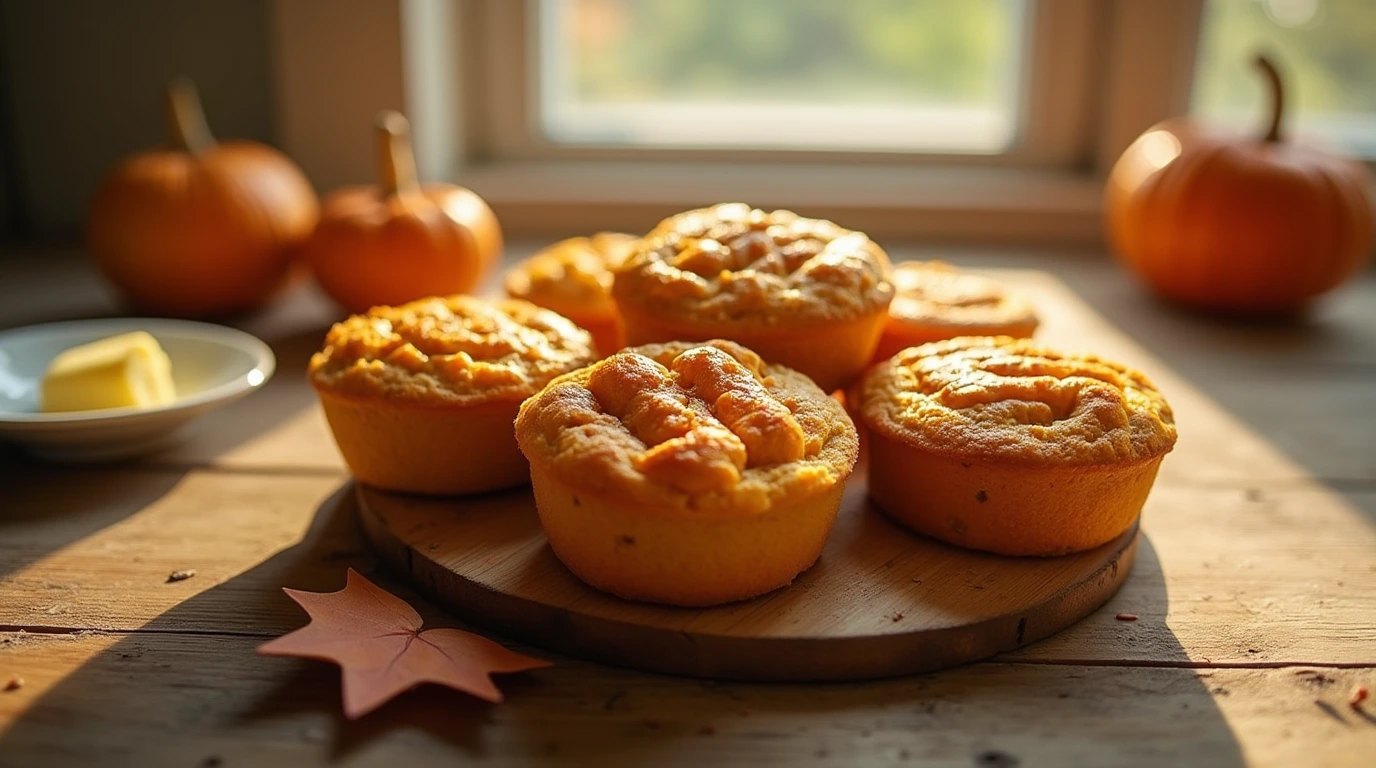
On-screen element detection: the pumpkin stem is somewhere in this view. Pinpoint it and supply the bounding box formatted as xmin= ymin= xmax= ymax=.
xmin=376 ymin=111 xmax=420 ymax=197
xmin=1254 ymin=54 xmax=1285 ymax=143
xmin=166 ymin=77 xmax=214 ymax=156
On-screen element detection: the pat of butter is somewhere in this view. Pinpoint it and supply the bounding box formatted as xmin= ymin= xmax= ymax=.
xmin=41 ymin=331 xmax=176 ymax=412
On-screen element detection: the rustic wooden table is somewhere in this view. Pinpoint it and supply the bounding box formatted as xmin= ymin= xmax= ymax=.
xmin=1 ymin=246 xmax=1373 ymax=767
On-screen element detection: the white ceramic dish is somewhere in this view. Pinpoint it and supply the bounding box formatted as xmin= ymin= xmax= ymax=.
xmin=0 ymin=318 xmax=275 ymax=462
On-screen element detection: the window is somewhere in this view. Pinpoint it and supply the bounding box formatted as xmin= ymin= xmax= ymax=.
xmin=401 ymin=0 xmax=1373 ymax=239
xmin=1192 ymin=0 xmax=1376 ymax=156
xmin=536 ymin=0 xmax=1026 ymax=153
xmin=469 ymin=0 xmax=1101 ymax=169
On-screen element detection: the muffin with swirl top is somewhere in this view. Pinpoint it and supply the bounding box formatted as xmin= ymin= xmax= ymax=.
xmin=310 ymin=295 xmax=595 ymax=495
xmin=515 ymin=339 xmax=859 ymax=606
xmin=858 ymin=336 xmax=1177 ymax=556
xmin=611 ymin=204 xmax=894 ymax=393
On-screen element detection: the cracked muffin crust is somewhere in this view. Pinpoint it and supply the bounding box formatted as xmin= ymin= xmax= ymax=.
xmin=872 ymin=261 xmax=1039 ymax=361
xmin=859 ymin=336 xmax=1177 ymax=556
xmin=311 ymin=295 xmax=596 ymax=496
xmin=612 ymin=204 xmax=892 ymax=325
xmin=311 ymin=295 xmax=594 ymax=405
xmin=503 ymin=232 xmax=639 ymax=355
xmin=515 ymin=339 xmax=859 ymax=606
xmin=611 ymin=204 xmax=895 ymax=392
xmin=862 ymin=337 xmax=1175 ymax=465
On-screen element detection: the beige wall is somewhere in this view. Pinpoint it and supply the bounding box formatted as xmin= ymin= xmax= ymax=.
xmin=0 ymin=0 xmax=275 ymax=238
xmin=271 ymin=0 xmax=407 ymax=196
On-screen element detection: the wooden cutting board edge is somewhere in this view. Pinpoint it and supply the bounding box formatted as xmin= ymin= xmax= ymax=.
xmin=356 ymin=484 xmax=1138 ymax=682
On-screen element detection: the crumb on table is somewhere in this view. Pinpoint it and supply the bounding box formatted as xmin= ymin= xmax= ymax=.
xmin=1350 ymin=685 xmax=1369 ymax=709
xmin=166 ymin=569 xmax=197 ymax=583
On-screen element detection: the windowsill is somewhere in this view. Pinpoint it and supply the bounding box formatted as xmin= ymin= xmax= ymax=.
xmin=458 ymin=160 xmax=1107 ymax=246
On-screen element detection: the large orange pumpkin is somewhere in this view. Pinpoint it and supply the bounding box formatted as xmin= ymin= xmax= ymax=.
xmin=87 ymin=78 xmax=319 ymax=317
xmin=1107 ymin=56 xmax=1372 ymax=313
xmin=305 ymin=111 xmax=502 ymax=314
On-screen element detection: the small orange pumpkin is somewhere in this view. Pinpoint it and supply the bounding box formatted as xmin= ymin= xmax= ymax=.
xmin=87 ymin=78 xmax=320 ymax=318
xmin=1107 ymin=55 xmax=1373 ymax=313
xmin=305 ymin=112 xmax=502 ymax=314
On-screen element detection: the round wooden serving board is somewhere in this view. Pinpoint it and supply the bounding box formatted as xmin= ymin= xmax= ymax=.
xmin=357 ymin=456 xmax=1138 ymax=682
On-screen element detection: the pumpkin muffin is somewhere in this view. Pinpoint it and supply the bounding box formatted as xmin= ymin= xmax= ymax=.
xmin=504 ymin=232 xmax=639 ymax=356
xmin=859 ymin=337 xmax=1176 ymax=556
xmin=872 ymin=261 xmax=1039 ymax=362
xmin=611 ymin=203 xmax=894 ymax=393
xmin=515 ymin=339 xmax=859 ymax=607
xmin=310 ymin=295 xmax=595 ymax=495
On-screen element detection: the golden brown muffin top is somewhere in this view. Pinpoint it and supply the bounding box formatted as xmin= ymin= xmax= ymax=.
xmin=889 ymin=261 xmax=1039 ymax=334
xmin=860 ymin=337 xmax=1176 ymax=465
xmin=516 ymin=339 xmax=859 ymax=515
xmin=503 ymin=233 xmax=639 ymax=319
xmin=310 ymin=295 xmax=595 ymax=406
xmin=611 ymin=203 xmax=893 ymax=329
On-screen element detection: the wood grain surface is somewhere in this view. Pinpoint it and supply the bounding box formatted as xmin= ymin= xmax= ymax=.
xmin=1 ymin=251 xmax=1373 ymax=768
xmin=4 ymin=630 xmax=1372 ymax=768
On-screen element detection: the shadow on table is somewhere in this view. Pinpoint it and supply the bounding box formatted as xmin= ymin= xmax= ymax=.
xmin=0 ymin=482 xmax=1248 ymax=766
xmin=458 ymin=536 xmax=1248 ymax=768
xmin=1080 ymin=277 xmax=1376 ymax=529
xmin=0 ymin=450 xmax=187 ymax=583
xmin=0 ymin=321 xmax=331 ymax=585
xmin=952 ymin=249 xmax=1376 ymax=524
xmin=0 ymin=483 xmax=488 ymax=763
xmin=140 ymin=324 xmax=336 ymax=473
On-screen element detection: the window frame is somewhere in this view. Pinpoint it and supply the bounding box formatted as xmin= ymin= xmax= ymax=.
xmin=273 ymin=0 xmax=1215 ymax=243
xmin=465 ymin=0 xmax=1107 ymax=169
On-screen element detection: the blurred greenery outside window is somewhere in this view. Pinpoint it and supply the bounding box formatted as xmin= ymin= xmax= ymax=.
xmin=536 ymin=0 xmax=1376 ymax=158
xmin=538 ymin=0 xmax=1026 ymax=152
xmin=1193 ymin=0 xmax=1376 ymax=156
